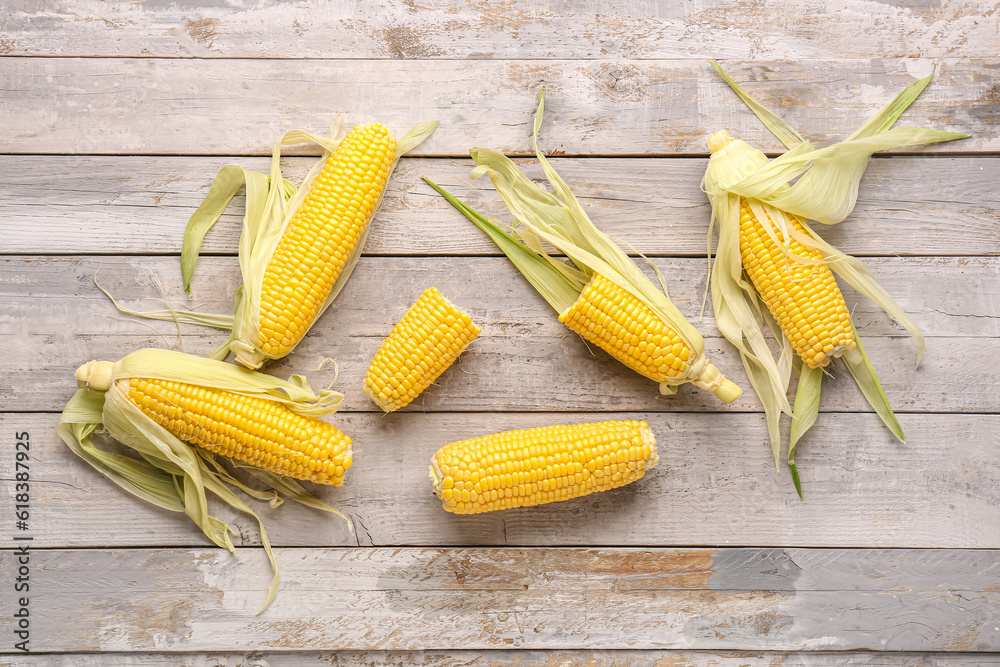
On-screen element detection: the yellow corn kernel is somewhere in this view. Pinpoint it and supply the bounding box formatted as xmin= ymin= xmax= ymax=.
xmin=124 ymin=377 xmax=352 ymax=486
xmin=559 ymin=273 xmax=691 ymax=381
xmin=364 ymin=287 xmax=481 ymax=412
xmin=429 ymin=420 xmax=658 ymax=514
xmin=257 ymin=123 xmax=396 ymax=359
xmin=738 ymin=198 xmax=856 ymax=368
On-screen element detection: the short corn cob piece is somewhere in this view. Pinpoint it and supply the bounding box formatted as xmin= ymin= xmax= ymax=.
xmin=429 ymin=420 xmax=658 ymax=514
xmin=364 ymin=287 xmax=481 ymax=412
xmin=738 ymin=196 xmax=855 ymax=369
xmin=258 ymin=123 xmax=396 ymax=359
xmin=77 ymin=360 xmax=353 ymax=486
xmin=559 ymin=273 xmax=692 ymax=381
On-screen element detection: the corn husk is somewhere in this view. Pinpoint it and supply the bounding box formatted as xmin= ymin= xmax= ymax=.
xmin=110 ymin=119 xmax=438 ymax=369
xmin=57 ymin=348 xmax=350 ymax=612
xmin=424 ymin=90 xmax=742 ymax=404
xmin=703 ymin=62 xmax=968 ymax=491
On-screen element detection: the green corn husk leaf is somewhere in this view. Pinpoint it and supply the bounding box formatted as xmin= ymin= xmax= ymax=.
xmin=788 ymin=364 xmax=823 ymax=498
xmin=704 ymin=63 xmax=965 ymax=479
xmin=449 ymin=89 xmax=739 ymax=401
xmin=841 ymin=323 xmax=906 ymax=442
xmin=422 ymin=176 xmax=585 ymax=313
xmin=109 ymin=119 xmax=438 ymax=370
xmin=58 ymin=348 xmax=351 ymax=613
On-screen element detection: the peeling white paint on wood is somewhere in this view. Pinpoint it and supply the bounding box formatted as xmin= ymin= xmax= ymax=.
xmin=0 ymin=547 xmax=996 ymax=652
xmin=2 ymin=0 xmax=998 ymax=60
xmin=3 ymin=156 xmax=999 ymax=257
xmin=0 ymin=59 xmax=990 ymax=155
xmin=2 ymin=411 xmax=998 ymax=549
xmin=4 ymin=650 xmax=1000 ymax=666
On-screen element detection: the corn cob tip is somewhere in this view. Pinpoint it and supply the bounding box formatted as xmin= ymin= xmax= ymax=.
xmin=76 ymin=360 xmax=114 ymax=392
xmin=707 ymin=130 xmax=735 ymax=153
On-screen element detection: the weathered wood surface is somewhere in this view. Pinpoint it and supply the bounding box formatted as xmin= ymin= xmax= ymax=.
xmin=2 ymin=0 xmax=997 ymax=60
xmin=4 ymin=155 xmax=999 ymax=257
xmin=4 ymin=255 xmax=996 ymax=413
xmin=0 ymin=547 xmax=997 ymax=652
xmin=3 ymin=411 xmax=998 ymax=549
xmin=5 ymin=651 xmax=1000 ymax=666
xmin=1 ymin=58 xmax=990 ymax=155
xmin=4 ymin=1 xmax=998 ymax=661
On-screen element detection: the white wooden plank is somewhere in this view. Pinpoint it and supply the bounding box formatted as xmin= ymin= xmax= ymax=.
xmin=0 ymin=59 xmax=988 ymax=155
xmin=2 ymin=255 xmax=996 ymax=413
xmin=3 ymin=411 xmax=997 ymax=549
xmin=2 ymin=0 xmax=996 ymax=60
xmin=0 ymin=547 xmax=996 ymax=651
xmin=3 ymin=155 xmax=998 ymax=257
xmin=4 ymin=651 xmax=999 ymax=666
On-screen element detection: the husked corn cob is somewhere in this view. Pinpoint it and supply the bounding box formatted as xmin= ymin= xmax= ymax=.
xmin=737 ymin=197 xmax=855 ymax=369
xmin=258 ymin=123 xmax=396 ymax=358
xmin=559 ymin=273 xmax=692 ymax=381
xmin=364 ymin=287 xmax=481 ymax=412
xmin=77 ymin=360 xmax=352 ymax=486
xmin=430 ymin=420 xmax=658 ymax=514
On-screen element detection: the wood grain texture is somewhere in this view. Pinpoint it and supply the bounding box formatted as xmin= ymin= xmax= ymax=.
xmin=2 ymin=255 xmax=996 ymax=413
xmin=0 ymin=58 xmax=989 ymax=155
xmin=4 ymin=155 xmax=999 ymax=257
xmin=4 ymin=411 xmax=998 ymax=549
xmin=2 ymin=0 xmax=996 ymax=60
xmin=5 ymin=651 xmax=1000 ymax=666
xmin=0 ymin=547 xmax=996 ymax=652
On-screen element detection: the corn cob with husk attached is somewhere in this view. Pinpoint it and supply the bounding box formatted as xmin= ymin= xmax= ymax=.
xmin=430 ymin=420 xmax=658 ymax=514
xmin=702 ymin=62 xmax=969 ymax=494
xmin=424 ymin=91 xmax=742 ymax=404
xmin=108 ymin=118 xmax=438 ymax=370
xmin=364 ymin=287 xmax=481 ymax=412
xmin=58 ymin=348 xmax=352 ymax=611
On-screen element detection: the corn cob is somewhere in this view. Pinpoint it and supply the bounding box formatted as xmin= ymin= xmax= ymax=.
xmin=257 ymin=123 xmax=396 ymax=360
xmin=430 ymin=420 xmax=658 ymax=514
xmin=735 ymin=192 xmax=855 ymax=369
xmin=59 ymin=349 xmax=351 ymax=611
xmin=140 ymin=119 xmax=437 ymax=371
xmin=559 ymin=273 xmax=692 ymax=382
xmin=76 ymin=359 xmax=352 ymax=485
xmin=364 ymin=287 xmax=481 ymax=412
xmin=422 ymin=90 xmax=742 ymax=404
xmin=703 ymin=62 xmax=968 ymax=493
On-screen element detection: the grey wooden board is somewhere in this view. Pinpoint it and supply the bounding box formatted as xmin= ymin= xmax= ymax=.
xmin=3 ymin=0 xmax=996 ymax=60
xmin=5 ymin=652 xmax=1000 ymax=666
xmin=0 ymin=547 xmax=997 ymax=651
xmin=4 ymin=411 xmax=998 ymax=549
xmin=2 ymin=255 xmax=996 ymax=413
xmin=0 ymin=59 xmax=988 ymax=155
xmin=4 ymin=155 xmax=999 ymax=258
